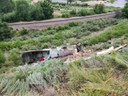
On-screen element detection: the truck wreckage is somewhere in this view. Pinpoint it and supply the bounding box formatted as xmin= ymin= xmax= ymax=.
xmin=21 ymin=44 xmax=127 ymax=64
xmin=17 ymin=44 xmax=127 ymax=71
xmin=22 ymin=45 xmax=75 ymax=64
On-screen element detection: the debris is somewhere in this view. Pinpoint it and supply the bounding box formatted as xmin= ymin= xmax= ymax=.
xmin=97 ymin=46 xmax=114 ymax=55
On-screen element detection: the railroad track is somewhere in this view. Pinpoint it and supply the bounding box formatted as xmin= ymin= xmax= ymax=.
xmin=9 ymin=12 xmax=116 ymax=30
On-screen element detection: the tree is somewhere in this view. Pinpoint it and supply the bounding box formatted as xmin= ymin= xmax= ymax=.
xmin=94 ymin=4 xmax=105 ymax=14
xmin=40 ymin=0 xmax=53 ymax=19
xmin=15 ymin=0 xmax=31 ymax=21
xmin=30 ymin=3 xmax=45 ymax=20
xmin=0 ymin=0 xmax=14 ymax=14
xmin=122 ymin=3 xmax=128 ymax=18
xmin=0 ymin=21 xmax=12 ymax=41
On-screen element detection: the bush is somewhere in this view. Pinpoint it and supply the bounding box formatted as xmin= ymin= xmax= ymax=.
xmin=15 ymin=0 xmax=31 ymax=21
xmin=78 ymin=9 xmax=88 ymax=16
xmin=0 ymin=50 xmax=5 ymax=68
xmin=1 ymin=12 xmax=16 ymax=22
xmin=0 ymin=21 xmax=12 ymax=41
xmin=9 ymin=50 xmax=22 ymax=66
xmin=0 ymin=0 xmax=14 ymax=14
xmin=40 ymin=0 xmax=53 ymax=19
xmin=56 ymin=25 xmax=69 ymax=31
xmin=94 ymin=4 xmax=105 ymax=14
xmin=30 ymin=4 xmax=45 ymax=20
xmin=70 ymin=9 xmax=77 ymax=16
xmin=122 ymin=3 xmax=128 ymax=18
xmin=83 ymin=20 xmax=128 ymax=45
xmin=62 ymin=13 xmax=70 ymax=18
xmin=2 ymin=0 xmax=54 ymax=22
xmin=69 ymin=22 xmax=79 ymax=27
xmin=20 ymin=28 xmax=28 ymax=35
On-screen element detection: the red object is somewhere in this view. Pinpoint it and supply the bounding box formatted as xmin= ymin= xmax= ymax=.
xmin=39 ymin=58 xmax=44 ymax=61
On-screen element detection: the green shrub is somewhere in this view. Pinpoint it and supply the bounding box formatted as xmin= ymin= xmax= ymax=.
xmin=1 ymin=12 xmax=16 ymax=22
xmin=56 ymin=25 xmax=69 ymax=31
xmin=62 ymin=13 xmax=70 ymax=18
xmin=70 ymin=9 xmax=77 ymax=16
xmin=4 ymin=60 xmax=14 ymax=67
xmin=2 ymin=0 xmax=53 ymax=22
xmin=15 ymin=0 xmax=31 ymax=21
xmin=94 ymin=4 xmax=105 ymax=14
xmin=0 ymin=21 xmax=13 ymax=41
xmin=69 ymin=22 xmax=79 ymax=27
xmin=0 ymin=50 xmax=5 ymax=68
xmin=20 ymin=28 xmax=28 ymax=35
xmin=83 ymin=20 xmax=128 ymax=45
xmin=78 ymin=9 xmax=88 ymax=16
xmin=9 ymin=50 xmax=22 ymax=66
xmin=0 ymin=0 xmax=14 ymax=14
xmin=122 ymin=3 xmax=128 ymax=18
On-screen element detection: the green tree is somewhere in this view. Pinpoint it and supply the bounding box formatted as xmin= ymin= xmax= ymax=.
xmin=0 ymin=0 xmax=14 ymax=14
xmin=94 ymin=4 xmax=105 ymax=14
xmin=15 ymin=0 xmax=31 ymax=21
xmin=40 ymin=0 xmax=53 ymax=19
xmin=0 ymin=21 xmax=12 ymax=41
xmin=31 ymin=3 xmax=45 ymax=20
xmin=122 ymin=3 xmax=128 ymax=18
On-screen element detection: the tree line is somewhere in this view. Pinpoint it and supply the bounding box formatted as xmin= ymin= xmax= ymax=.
xmin=0 ymin=0 xmax=53 ymax=22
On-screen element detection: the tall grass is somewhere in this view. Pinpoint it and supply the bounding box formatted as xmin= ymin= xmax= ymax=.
xmin=83 ymin=19 xmax=128 ymax=45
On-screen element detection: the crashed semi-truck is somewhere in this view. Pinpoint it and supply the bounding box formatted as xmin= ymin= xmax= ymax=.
xmin=21 ymin=46 xmax=74 ymax=64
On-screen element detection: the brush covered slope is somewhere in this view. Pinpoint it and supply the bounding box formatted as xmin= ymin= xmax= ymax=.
xmin=0 ymin=47 xmax=128 ymax=96
xmin=0 ymin=17 xmax=128 ymax=96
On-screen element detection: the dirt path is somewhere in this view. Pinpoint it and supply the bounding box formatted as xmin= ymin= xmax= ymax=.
xmin=9 ymin=12 xmax=116 ymax=30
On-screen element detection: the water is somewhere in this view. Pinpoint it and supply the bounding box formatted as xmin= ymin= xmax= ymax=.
xmin=105 ymin=0 xmax=127 ymax=8
xmin=52 ymin=0 xmax=67 ymax=3
xmin=51 ymin=0 xmax=128 ymax=8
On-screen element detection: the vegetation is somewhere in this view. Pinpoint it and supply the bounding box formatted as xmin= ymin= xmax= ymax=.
xmin=15 ymin=0 xmax=31 ymax=21
xmin=0 ymin=0 xmax=14 ymax=14
xmin=122 ymin=3 xmax=128 ymax=18
xmin=1 ymin=0 xmax=53 ymax=22
xmin=0 ymin=18 xmax=127 ymax=73
xmin=0 ymin=18 xmax=119 ymax=51
xmin=83 ymin=19 xmax=128 ymax=45
xmin=0 ymin=0 xmax=118 ymax=22
xmin=0 ymin=1 xmax=127 ymax=96
xmin=0 ymin=21 xmax=13 ymax=41
xmin=94 ymin=4 xmax=105 ymax=14
xmin=60 ymin=3 xmax=116 ymax=18
xmin=0 ymin=49 xmax=127 ymax=96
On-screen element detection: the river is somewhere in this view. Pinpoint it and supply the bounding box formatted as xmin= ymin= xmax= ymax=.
xmin=51 ymin=0 xmax=127 ymax=8
xmin=52 ymin=0 xmax=67 ymax=3
xmin=105 ymin=0 xmax=127 ymax=8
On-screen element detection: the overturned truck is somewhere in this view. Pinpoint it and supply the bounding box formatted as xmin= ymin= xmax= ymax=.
xmin=22 ymin=46 xmax=74 ymax=64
